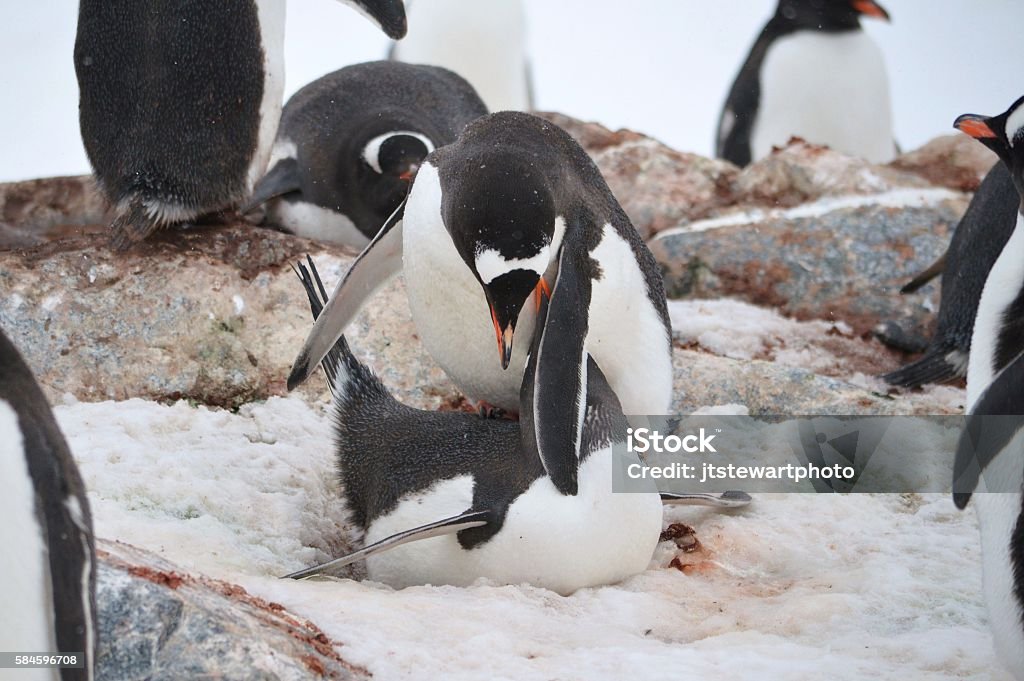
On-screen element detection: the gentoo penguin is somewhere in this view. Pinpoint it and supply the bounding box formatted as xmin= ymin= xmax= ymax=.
xmin=287 ymin=112 xmax=674 ymax=492
xmin=951 ymin=95 xmax=1024 ymax=680
xmin=716 ymin=0 xmax=896 ymax=167
xmin=283 ymin=259 xmax=748 ymax=593
xmin=882 ymin=162 xmax=1016 ymax=388
xmin=0 ymin=329 xmax=96 ymax=680
xmin=242 ymin=61 xmax=488 ymax=248
xmin=74 ymin=0 xmax=407 ymax=249
xmin=389 ymin=0 xmax=532 ymax=112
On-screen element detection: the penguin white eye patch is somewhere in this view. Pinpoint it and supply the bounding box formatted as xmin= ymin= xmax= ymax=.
xmin=475 ymin=246 xmax=550 ymax=285
xmin=362 ymin=131 xmax=435 ymax=173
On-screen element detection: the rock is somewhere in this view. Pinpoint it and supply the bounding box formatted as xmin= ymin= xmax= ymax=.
xmin=650 ymin=190 xmax=969 ymax=336
xmin=889 ymin=134 xmax=998 ymax=192
xmin=0 ymin=175 xmax=111 ymax=248
xmin=731 ymin=139 xmax=931 ymax=209
xmin=0 ymin=221 xmax=459 ymax=409
xmin=97 ymin=540 xmax=367 ymax=681
xmin=671 ymin=348 xmax=959 ymax=416
xmin=534 ymin=111 xmax=646 ymax=152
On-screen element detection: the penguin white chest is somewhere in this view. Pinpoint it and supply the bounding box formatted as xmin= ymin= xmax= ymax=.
xmin=968 ymin=212 xmax=1024 ymax=408
xmin=402 ymin=162 xmax=535 ymax=410
xmin=247 ymin=0 xmax=287 ymax=191
xmin=363 ymin=450 xmax=663 ymax=594
xmin=0 ymin=400 xmax=56 ymax=658
xmin=752 ymin=30 xmax=894 ymax=163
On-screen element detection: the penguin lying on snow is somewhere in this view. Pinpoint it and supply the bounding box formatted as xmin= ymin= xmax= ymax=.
xmin=242 ymin=61 xmax=488 ymax=248
xmin=74 ymin=0 xmax=407 ymax=250
xmin=0 ymin=329 xmax=97 ymax=680
xmin=389 ymin=0 xmax=533 ymax=112
xmin=287 ymin=112 xmax=674 ymax=496
xmin=950 ymin=95 xmax=1024 ymax=680
xmin=882 ymin=162 xmax=1016 ymax=388
xmin=284 ymin=259 xmax=749 ymax=593
xmin=717 ymin=0 xmax=896 ymax=167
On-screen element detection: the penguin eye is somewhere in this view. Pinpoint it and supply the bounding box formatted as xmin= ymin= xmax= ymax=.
xmin=362 ymin=132 xmax=435 ymax=176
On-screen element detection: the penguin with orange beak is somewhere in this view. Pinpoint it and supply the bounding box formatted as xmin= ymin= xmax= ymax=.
xmin=717 ymin=0 xmax=896 ymax=166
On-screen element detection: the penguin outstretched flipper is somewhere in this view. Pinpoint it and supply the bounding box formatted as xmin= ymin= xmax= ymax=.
xmin=344 ymin=0 xmax=408 ymax=40
xmin=242 ymin=158 xmax=301 ymax=215
xmin=661 ymin=491 xmax=753 ymax=508
xmin=900 ymin=252 xmax=947 ymax=294
xmin=953 ymin=350 xmax=1024 ymax=509
xmin=283 ymin=510 xmax=490 ymax=580
xmin=524 ymin=233 xmax=592 ymax=497
xmin=288 ymin=200 xmax=406 ymax=390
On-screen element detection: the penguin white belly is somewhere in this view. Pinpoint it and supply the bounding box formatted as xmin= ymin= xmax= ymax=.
xmin=363 ymin=451 xmax=663 ymax=595
xmin=403 ymin=162 xmax=534 ymax=410
xmin=967 ymin=212 xmax=1024 ymax=409
xmin=971 ymin=427 xmax=1024 ymax=677
xmin=392 ymin=0 xmax=530 ymax=112
xmin=751 ymin=30 xmax=894 ymax=163
xmin=0 ymin=401 xmax=57 ymax=670
xmin=269 ymin=200 xmax=370 ymax=248
xmin=587 ymin=224 xmax=674 ymax=415
xmin=247 ymin=0 xmax=287 ymax=191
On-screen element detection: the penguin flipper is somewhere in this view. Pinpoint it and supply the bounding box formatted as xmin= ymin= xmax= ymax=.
xmin=953 ymin=350 xmax=1024 ymax=509
xmin=900 ymin=252 xmax=947 ymax=294
xmin=661 ymin=491 xmax=753 ymax=509
xmin=241 ymin=158 xmax=301 ymax=214
xmin=292 ymin=256 xmax=345 ymax=392
xmin=525 ymin=237 xmax=591 ymax=497
xmin=282 ymin=510 xmax=490 ymax=580
xmin=287 ymin=201 xmax=405 ymax=390
xmin=340 ymin=0 xmax=408 ymax=40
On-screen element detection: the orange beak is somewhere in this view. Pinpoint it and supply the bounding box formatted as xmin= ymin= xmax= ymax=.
xmin=533 ymin=277 xmax=551 ymax=312
xmin=955 ymin=115 xmax=997 ymax=140
xmin=852 ymin=0 xmax=890 ymax=20
xmin=489 ymin=304 xmax=514 ymax=370
xmin=399 ymin=164 xmax=419 ymax=182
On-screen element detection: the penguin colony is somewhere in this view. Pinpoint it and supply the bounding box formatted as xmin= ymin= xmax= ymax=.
xmin=0 ymin=0 xmax=1014 ymax=677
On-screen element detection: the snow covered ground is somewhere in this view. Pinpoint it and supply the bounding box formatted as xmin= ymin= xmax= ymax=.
xmin=57 ymin=394 xmax=1010 ymax=680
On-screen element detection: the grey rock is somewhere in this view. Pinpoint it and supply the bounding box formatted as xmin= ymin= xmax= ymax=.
xmin=0 ymin=222 xmax=460 ymax=410
xmin=97 ymin=540 xmax=367 ymax=681
xmin=650 ymin=194 xmax=970 ymax=336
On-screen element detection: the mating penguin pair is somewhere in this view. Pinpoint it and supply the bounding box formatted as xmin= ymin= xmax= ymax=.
xmin=951 ymin=95 xmax=1024 ymax=680
xmin=284 ymin=259 xmax=750 ymax=593
xmin=74 ymin=0 xmax=407 ymax=249
xmin=242 ymin=61 xmax=488 ymax=248
xmin=0 ymin=329 xmax=97 ymax=680
xmin=389 ymin=0 xmax=533 ymax=113
xmin=882 ymin=163 xmax=1017 ymax=388
xmin=287 ymin=112 xmax=674 ymax=493
xmin=717 ymin=0 xmax=896 ymax=167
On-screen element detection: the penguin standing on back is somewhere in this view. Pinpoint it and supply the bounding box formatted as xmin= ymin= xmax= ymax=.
xmin=286 ymin=112 xmax=674 ymax=491
xmin=242 ymin=61 xmax=488 ymax=248
xmin=882 ymin=162 xmax=1016 ymax=388
xmin=950 ymin=95 xmax=1024 ymax=680
xmin=0 ymin=329 xmax=97 ymax=680
xmin=283 ymin=259 xmax=748 ymax=593
xmin=74 ymin=0 xmax=407 ymax=250
xmin=389 ymin=0 xmax=532 ymax=112
xmin=717 ymin=0 xmax=896 ymax=167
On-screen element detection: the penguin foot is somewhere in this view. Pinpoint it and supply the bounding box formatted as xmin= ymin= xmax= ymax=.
xmin=475 ymin=401 xmax=519 ymax=421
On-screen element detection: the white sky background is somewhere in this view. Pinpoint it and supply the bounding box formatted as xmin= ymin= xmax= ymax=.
xmin=1 ymin=1 xmax=1022 ymax=183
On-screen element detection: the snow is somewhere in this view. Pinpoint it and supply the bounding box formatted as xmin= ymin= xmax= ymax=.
xmin=56 ymin=395 xmax=1009 ymax=679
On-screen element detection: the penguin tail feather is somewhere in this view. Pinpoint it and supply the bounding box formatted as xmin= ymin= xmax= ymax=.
xmin=109 ymin=196 xmax=161 ymax=251
xmin=880 ymin=350 xmax=962 ymax=388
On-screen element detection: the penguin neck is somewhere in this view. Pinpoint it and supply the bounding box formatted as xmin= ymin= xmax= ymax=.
xmin=968 ymin=209 xmax=1024 ymax=409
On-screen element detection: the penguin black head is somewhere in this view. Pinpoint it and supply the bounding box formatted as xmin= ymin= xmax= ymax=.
xmin=346 ymin=0 xmax=408 ymax=40
xmin=363 ymin=132 xmax=434 ymax=183
xmin=955 ymin=95 xmax=1024 ymax=201
xmin=442 ymin=159 xmax=558 ymax=370
xmin=774 ymin=0 xmax=890 ymax=31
